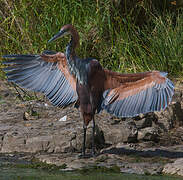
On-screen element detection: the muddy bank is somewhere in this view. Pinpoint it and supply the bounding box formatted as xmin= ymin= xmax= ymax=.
xmin=0 ymin=80 xmax=183 ymax=176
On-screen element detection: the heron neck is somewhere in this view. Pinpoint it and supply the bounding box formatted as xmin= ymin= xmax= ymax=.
xmin=65 ymin=40 xmax=78 ymax=77
xmin=66 ymin=40 xmax=87 ymax=85
xmin=65 ymin=29 xmax=83 ymax=83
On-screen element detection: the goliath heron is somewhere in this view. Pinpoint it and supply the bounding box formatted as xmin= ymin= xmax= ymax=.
xmin=2 ymin=24 xmax=174 ymax=157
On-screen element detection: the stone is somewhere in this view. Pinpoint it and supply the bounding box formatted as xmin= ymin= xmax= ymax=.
xmin=153 ymin=102 xmax=183 ymax=132
xmin=23 ymin=108 xmax=39 ymax=121
xmin=163 ymin=158 xmax=183 ymax=176
xmin=135 ymin=118 xmax=152 ymax=129
xmin=26 ymin=136 xmax=53 ymax=153
xmin=137 ymin=127 xmax=159 ymax=142
xmin=1 ymin=129 xmax=73 ymax=154
xmin=103 ymin=120 xmax=138 ymax=144
xmin=172 ymin=102 xmax=183 ymax=127
xmin=1 ymin=131 xmax=26 ymax=153
xmin=72 ymin=125 xmax=105 ymax=151
xmin=120 ymin=162 xmax=163 ymax=175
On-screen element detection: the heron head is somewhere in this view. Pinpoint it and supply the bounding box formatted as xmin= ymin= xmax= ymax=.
xmin=48 ymin=24 xmax=73 ymax=43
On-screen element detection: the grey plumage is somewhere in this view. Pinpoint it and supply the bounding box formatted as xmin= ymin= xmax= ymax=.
xmin=3 ymin=53 xmax=78 ymax=108
xmin=101 ymin=75 xmax=174 ymax=118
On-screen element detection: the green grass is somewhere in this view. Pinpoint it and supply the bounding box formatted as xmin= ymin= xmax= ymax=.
xmin=0 ymin=0 xmax=183 ymax=77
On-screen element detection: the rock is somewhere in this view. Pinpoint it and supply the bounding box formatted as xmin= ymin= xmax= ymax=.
xmin=172 ymin=102 xmax=183 ymax=127
xmin=163 ymin=158 xmax=183 ymax=176
xmin=135 ymin=117 xmax=152 ymax=129
xmin=1 ymin=90 xmax=14 ymax=98
xmin=138 ymin=127 xmax=159 ymax=142
xmin=120 ymin=162 xmax=163 ymax=175
xmin=153 ymin=102 xmax=183 ymax=132
xmin=103 ymin=120 xmax=138 ymax=144
xmin=1 ymin=131 xmax=26 ymax=153
xmin=23 ymin=108 xmax=39 ymax=121
xmin=26 ymin=136 xmax=53 ymax=153
xmin=35 ymin=153 xmax=95 ymax=170
xmin=35 ymin=152 xmax=163 ymax=175
xmin=72 ymin=125 xmax=105 ymax=151
xmin=23 ymin=112 xmax=32 ymax=121
xmin=1 ymin=128 xmax=74 ymax=153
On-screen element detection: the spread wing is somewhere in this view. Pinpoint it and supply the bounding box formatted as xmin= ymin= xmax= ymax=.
xmin=101 ymin=70 xmax=174 ymax=117
xmin=2 ymin=50 xmax=78 ymax=107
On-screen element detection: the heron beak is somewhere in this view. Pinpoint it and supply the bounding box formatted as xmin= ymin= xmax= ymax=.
xmin=48 ymin=30 xmax=66 ymax=43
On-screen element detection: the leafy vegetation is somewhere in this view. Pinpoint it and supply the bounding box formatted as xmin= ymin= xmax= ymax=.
xmin=0 ymin=0 xmax=183 ymax=77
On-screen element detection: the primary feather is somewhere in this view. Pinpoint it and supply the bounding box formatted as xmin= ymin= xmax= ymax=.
xmin=3 ymin=52 xmax=78 ymax=108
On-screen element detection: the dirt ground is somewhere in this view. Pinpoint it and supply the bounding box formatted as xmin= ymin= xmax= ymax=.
xmin=1 ymin=79 xmax=183 ymax=176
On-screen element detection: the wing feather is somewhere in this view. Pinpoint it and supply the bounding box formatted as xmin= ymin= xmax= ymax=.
xmin=101 ymin=71 xmax=174 ymax=117
xmin=2 ymin=51 xmax=77 ymax=107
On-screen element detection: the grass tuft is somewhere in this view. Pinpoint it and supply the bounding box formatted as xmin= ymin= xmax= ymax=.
xmin=0 ymin=0 xmax=182 ymax=77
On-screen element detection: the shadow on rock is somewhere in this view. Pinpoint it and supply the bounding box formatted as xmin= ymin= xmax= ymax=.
xmin=101 ymin=147 xmax=183 ymax=159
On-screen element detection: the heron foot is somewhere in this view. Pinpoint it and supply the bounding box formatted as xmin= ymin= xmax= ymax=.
xmin=91 ymin=148 xmax=96 ymax=157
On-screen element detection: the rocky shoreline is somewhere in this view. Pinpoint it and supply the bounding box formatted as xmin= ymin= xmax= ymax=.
xmin=0 ymin=80 xmax=183 ymax=176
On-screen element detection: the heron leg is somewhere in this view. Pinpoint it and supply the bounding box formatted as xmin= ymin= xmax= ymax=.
xmin=91 ymin=116 xmax=96 ymax=156
xmin=82 ymin=124 xmax=87 ymax=157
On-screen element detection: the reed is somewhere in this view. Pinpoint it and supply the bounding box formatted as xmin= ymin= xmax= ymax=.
xmin=0 ymin=0 xmax=182 ymax=78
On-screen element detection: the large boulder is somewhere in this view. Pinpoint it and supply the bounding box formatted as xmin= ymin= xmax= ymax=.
xmin=101 ymin=120 xmax=138 ymax=144
xmin=72 ymin=125 xmax=105 ymax=152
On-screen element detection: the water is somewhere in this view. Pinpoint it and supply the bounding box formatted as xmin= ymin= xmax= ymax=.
xmin=0 ymin=155 xmax=182 ymax=180
xmin=0 ymin=167 xmax=183 ymax=180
